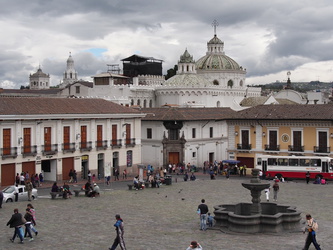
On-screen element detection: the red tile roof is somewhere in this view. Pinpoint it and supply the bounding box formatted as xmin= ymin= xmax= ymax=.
xmin=0 ymin=97 xmax=141 ymax=115
xmin=139 ymin=107 xmax=237 ymax=121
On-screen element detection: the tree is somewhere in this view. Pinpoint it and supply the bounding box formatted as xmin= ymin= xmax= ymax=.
xmin=165 ymin=65 xmax=178 ymax=80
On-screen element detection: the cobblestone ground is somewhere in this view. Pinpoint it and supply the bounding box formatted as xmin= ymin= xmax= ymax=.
xmin=1 ymin=175 xmax=332 ymax=250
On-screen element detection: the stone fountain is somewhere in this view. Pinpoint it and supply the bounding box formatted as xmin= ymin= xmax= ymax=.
xmin=213 ymin=168 xmax=301 ymax=233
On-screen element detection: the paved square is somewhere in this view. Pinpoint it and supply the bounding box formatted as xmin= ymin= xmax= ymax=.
xmin=1 ymin=175 xmax=332 ymax=249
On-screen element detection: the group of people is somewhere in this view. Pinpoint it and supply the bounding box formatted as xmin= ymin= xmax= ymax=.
xmin=51 ymin=182 xmax=73 ymax=199
xmin=15 ymin=172 xmax=44 ymax=188
xmin=84 ymin=181 xmax=100 ymax=197
xmin=6 ymin=204 xmax=39 ymax=244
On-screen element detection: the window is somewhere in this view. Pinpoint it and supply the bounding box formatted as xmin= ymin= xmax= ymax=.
xmin=192 ymin=128 xmax=196 ymax=138
xmin=76 ymin=86 xmax=80 ymax=94
xmin=192 ymin=152 xmax=196 ymax=157
xmin=209 ymin=127 xmax=213 ymax=138
xmin=169 ymin=129 xmax=179 ymax=140
xmin=147 ymin=128 xmax=152 ymax=139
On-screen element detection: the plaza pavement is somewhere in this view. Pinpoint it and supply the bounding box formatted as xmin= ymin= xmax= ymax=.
xmin=1 ymin=173 xmax=332 ymax=250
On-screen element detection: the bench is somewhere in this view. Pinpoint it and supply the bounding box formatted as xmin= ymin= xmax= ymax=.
xmin=73 ymin=189 xmax=85 ymax=197
xmin=50 ymin=191 xmax=63 ymax=199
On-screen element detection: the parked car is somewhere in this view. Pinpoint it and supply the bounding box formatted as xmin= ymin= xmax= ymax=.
xmin=2 ymin=185 xmax=38 ymax=202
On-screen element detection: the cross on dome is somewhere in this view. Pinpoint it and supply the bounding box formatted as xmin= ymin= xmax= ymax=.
xmin=212 ymin=20 xmax=219 ymax=36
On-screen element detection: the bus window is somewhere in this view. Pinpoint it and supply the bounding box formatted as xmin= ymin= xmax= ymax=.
xmin=278 ymin=158 xmax=288 ymax=166
xmin=310 ymin=159 xmax=321 ymax=167
xmin=289 ymin=159 xmax=299 ymax=166
xmin=268 ymin=158 xmax=277 ymax=165
xmin=300 ymin=159 xmax=310 ymax=166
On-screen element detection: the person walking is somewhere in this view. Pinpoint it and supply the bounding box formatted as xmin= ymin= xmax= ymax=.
xmin=0 ymin=190 xmax=3 ymax=208
xmin=24 ymin=208 xmax=35 ymax=241
xmin=7 ymin=208 xmax=25 ymax=244
xmin=197 ymin=199 xmax=209 ymax=231
xmin=272 ymin=180 xmax=279 ymax=202
xmin=109 ymin=214 xmax=126 ymax=250
xmin=27 ymin=203 xmax=38 ymax=236
xmin=305 ymin=171 xmax=310 ymax=184
xmin=25 ymin=180 xmax=33 ymax=201
xmin=303 ymin=214 xmax=321 ymax=250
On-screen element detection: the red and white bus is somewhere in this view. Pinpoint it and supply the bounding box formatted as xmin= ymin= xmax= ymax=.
xmin=257 ymin=155 xmax=333 ymax=180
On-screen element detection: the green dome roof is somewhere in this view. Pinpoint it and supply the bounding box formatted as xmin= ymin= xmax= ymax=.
xmin=196 ymin=54 xmax=241 ymax=70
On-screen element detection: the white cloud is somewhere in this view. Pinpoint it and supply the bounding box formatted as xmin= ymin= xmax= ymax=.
xmin=0 ymin=0 xmax=332 ymax=89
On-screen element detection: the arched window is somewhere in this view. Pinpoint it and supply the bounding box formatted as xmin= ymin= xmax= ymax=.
xmin=143 ymin=99 xmax=147 ymax=108
xmin=217 ymin=101 xmax=221 ymax=107
xmin=137 ymin=99 xmax=141 ymax=106
xmin=131 ymin=99 xmax=134 ymax=106
xmin=149 ymin=100 xmax=153 ymax=108
xmin=213 ymin=80 xmax=219 ymax=85
xmin=227 ymin=80 xmax=233 ymax=88
xmin=240 ymin=80 xmax=243 ymax=87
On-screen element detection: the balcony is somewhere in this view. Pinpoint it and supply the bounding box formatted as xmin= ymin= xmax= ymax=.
xmin=264 ymin=144 xmax=280 ymax=151
xmin=125 ymin=138 xmax=136 ymax=148
xmin=42 ymin=144 xmax=58 ymax=155
xmin=313 ymin=146 xmax=331 ymax=154
xmin=288 ymin=145 xmax=304 ymax=152
xmin=1 ymin=147 xmax=18 ymax=159
xmin=96 ymin=140 xmax=108 ymax=150
xmin=111 ymin=139 xmax=122 ymax=148
xmin=22 ymin=145 xmax=37 ymax=157
xmin=62 ymin=143 xmax=76 ymax=153
xmin=237 ymin=144 xmax=252 ymax=150
xmin=80 ymin=141 xmax=92 ymax=152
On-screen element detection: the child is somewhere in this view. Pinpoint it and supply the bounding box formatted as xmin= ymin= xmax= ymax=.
xmin=27 ymin=203 xmax=38 ymax=236
xmin=207 ymin=213 xmax=214 ymax=227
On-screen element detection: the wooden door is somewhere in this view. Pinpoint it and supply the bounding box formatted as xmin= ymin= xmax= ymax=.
xmin=269 ymin=130 xmax=277 ymax=149
xmin=1 ymin=163 xmax=15 ymax=186
xmin=3 ymin=129 xmax=11 ymax=155
xmin=318 ymin=131 xmax=327 ymax=151
xmin=168 ymin=152 xmax=179 ymax=165
xmin=63 ymin=126 xmax=70 ymax=150
xmin=241 ymin=130 xmax=249 ymax=147
xmin=97 ymin=125 xmax=103 ymax=147
xmin=23 ymin=128 xmax=31 ymax=153
xmin=293 ymin=131 xmax=302 ymax=151
xmin=44 ymin=127 xmax=51 ymax=151
xmin=62 ymin=157 xmax=74 ymax=180
xmin=126 ymin=124 xmax=131 ymax=145
xmin=112 ymin=125 xmax=117 ymax=145
xmin=81 ymin=126 xmax=87 ymax=148
xmin=22 ymin=162 xmax=35 ymax=179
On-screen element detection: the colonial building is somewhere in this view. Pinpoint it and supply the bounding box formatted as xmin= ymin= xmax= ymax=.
xmin=226 ymin=104 xmax=333 ymax=168
xmin=0 ymin=97 xmax=144 ymax=186
xmin=140 ymin=107 xmax=237 ymax=168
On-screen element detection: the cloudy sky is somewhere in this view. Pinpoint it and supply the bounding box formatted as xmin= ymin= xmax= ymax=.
xmin=1 ymin=0 xmax=332 ymax=89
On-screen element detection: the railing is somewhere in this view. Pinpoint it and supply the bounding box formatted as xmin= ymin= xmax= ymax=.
xmin=264 ymin=144 xmax=280 ymax=151
xmin=62 ymin=143 xmax=76 ymax=153
xmin=22 ymin=145 xmax=37 ymax=157
xmin=125 ymin=138 xmax=136 ymax=147
xmin=288 ymin=145 xmax=304 ymax=152
xmin=1 ymin=147 xmax=18 ymax=158
xmin=111 ymin=139 xmax=122 ymax=148
xmin=237 ymin=144 xmax=252 ymax=150
xmin=313 ymin=146 xmax=330 ymax=153
xmin=96 ymin=140 xmax=108 ymax=150
xmin=42 ymin=144 xmax=58 ymax=155
xmin=80 ymin=141 xmax=92 ymax=151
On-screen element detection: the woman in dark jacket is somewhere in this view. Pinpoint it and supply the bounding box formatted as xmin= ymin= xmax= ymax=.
xmin=24 ymin=208 xmax=35 ymax=241
xmin=51 ymin=182 xmax=59 ymax=192
xmin=7 ymin=208 xmax=25 ymax=243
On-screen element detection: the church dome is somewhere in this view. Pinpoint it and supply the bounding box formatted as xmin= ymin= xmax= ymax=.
xmin=196 ymin=54 xmax=241 ymax=70
xmin=163 ymin=73 xmax=211 ymax=87
xmin=196 ymin=35 xmax=242 ymax=71
xmin=31 ymin=68 xmax=49 ymax=77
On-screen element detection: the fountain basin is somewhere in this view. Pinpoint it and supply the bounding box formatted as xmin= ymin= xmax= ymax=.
xmin=213 ymin=202 xmax=301 ymax=233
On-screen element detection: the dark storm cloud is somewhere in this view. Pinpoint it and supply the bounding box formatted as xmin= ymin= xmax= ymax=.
xmin=0 ymin=0 xmax=333 ymax=87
